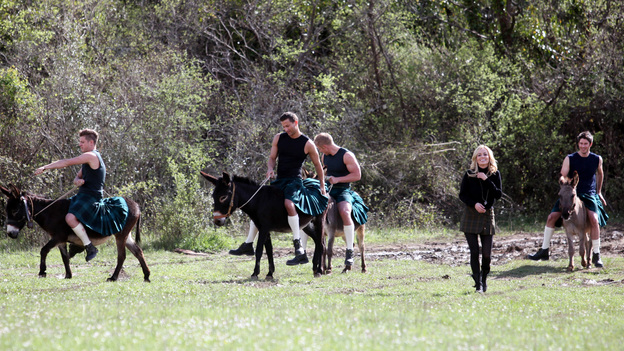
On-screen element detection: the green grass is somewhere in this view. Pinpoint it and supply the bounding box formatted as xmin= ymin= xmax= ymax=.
xmin=1 ymin=230 xmax=623 ymax=351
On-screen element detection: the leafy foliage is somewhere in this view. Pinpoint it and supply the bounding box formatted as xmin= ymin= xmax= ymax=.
xmin=1 ymin=0 xmax=622 ymax=248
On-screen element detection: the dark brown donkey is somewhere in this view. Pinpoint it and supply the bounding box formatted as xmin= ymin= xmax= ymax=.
xmin=1 ymin=185 xmax=150 ymax=281
xmin=558 ymin=172 xmax=593 ymax=271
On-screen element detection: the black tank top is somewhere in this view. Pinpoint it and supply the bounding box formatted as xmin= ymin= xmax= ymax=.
xmin=79 ymin=150 xmax=105 ymax=198
xmin=324 ymin=148 xmax=350 ymax=187
xmin=277 ymin=133 xmax=309 ymax=178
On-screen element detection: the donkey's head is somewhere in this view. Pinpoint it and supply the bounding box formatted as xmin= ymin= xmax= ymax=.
xmin=558 ymin=171 xmax=580 ymax=220
xmin=200 ymin=171 xmax=234 ymax=226
xmin=1 ymin=185 xmax=33 ymax=238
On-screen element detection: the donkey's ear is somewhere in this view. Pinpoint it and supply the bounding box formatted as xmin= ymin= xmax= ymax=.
xmin=200 ymin=171 xmax=218 ymax=185
xmin=572 ymin=171 xmax=579 ymax=188
xmin=222 ymin=172 xmax=231 ymax=184
xmin=0 ymin=185 xmax=11 ymax=198
xmin=10 ymin=184 xmax=20 ymax=198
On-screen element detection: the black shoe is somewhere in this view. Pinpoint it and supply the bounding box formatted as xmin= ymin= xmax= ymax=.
xmin=68 ymin=243 xmax=85 ymax=259
xmin=229 ymin=242 xmax=254 ymax=256
xmin=592 ymin=252 xmax=604 ymax=268
xmin=473 ymin=272 xmax=482 ymax=292
xmin=345 ymin=249 xmax=354 ymax=267
xmin=85 ymin=243 xmax=98 ymax=262
xmin=286 ymin=252 xmax=309 ymax=266
xmin=527 ymin=248 xmax=549 ymax=261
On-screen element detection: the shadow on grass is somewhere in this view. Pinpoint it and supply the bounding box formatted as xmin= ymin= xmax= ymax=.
xmin=496 ymin=264 xmax=564 ymax=278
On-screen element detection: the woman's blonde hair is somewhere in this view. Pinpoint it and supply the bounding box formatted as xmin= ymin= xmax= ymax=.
xmin=470 ymin=145 xmax=497 ymax=175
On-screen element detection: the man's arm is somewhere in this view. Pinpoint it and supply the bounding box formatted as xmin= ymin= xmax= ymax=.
xmin=34 ymin=152 xmax=98 ymax=175
xmin=305 ymin=140 xmax=326 ymax=195
xmin=328 ymin=151 xmax=361 ymax=184
xmin=596 ymin=156 xmax=607 ymax=206
xmin=266 ymin=134 xmax=280 ymax=179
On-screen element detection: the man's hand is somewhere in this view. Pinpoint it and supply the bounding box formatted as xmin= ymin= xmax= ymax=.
xmin=474 ymin=203 xmax=486 ymax=213
xmin=74 ymin=178 xmax=85 ymax=187
xmin=599 ymin=193 xmax=607 ymax=207
xmin=34 ymin=167 xmax=46 ymax=175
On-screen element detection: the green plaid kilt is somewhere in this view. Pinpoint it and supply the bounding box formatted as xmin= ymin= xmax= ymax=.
xmin=551 ymin=193 xmax=609 ymax=227
xmin=68 ymin=192 xmax=129 ymax=236
xmin=271 ymin=177 xmax=328 ymax=216
xmin=328 ymin=186 xmax=369 ymax=225
xmin=460 ymin=206 xmax=495 ymax=235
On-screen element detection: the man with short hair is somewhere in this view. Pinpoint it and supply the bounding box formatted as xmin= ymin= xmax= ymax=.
xmin=527 ymin=131 xmax=609 ymax=267
xmin=314 ymin=132 xmax=368 ymax=268
xmin=34 ymin=129 xmax=129 ymax=261
xmin=228 ymin=112 xmax=327 ymax=265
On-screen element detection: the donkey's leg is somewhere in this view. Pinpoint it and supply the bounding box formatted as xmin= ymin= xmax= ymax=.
xmin=58 ymin=244 xmax=72 ymax=279
xmin=39 ymin=239 xmax=59 ymax=278
xmin=125 ymin=234 xmax=151 ymax=282
xmin=265 ymin=235 xmax=275 ymax=280
xmin=566 ymin=233 xmax=575 ymax=271
xmin=311 ymin=218 xmax=325 ymax=277
xmin=357 ymin=225 xmax=367 ymax=273
xmin=108 ymin=234 xmax=128 ymax=282
xmin=326 ymin=232 xmax=335 ymax=274
xmin=252 ymin=231 xmax=268 ymax=279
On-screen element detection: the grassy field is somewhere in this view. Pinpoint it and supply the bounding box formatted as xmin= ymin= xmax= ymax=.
xmin=1 ymin=228 xmax=623 ymax=350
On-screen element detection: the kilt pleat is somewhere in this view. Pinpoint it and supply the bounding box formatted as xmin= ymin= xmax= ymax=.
xmin=271 ymin=177 xmax=328 ymax=216
xmin=460 ymin=206 xmax=495 ymax=235
xmin=329 ymin=186 xmax=369 ymax=225
xmin=68 ymin=193 xmax=129 ymax=236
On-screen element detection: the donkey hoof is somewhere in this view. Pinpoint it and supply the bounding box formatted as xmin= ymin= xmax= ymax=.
xmin=106 ymin=277 xmax=118 ymax=282
xmin=38 ymin=273 xmax=46 ymax=278
xmin=265 ymin=275 xmax=274 ymax=281
xmin=314 ymin=272 xmax=322 ymax=278
xmin=567 ymin=266 xmax=574 ymax=272
xmin=361 ymin=268 xmax=367 ymax=273
xmin=325 ymin=269 xmax=332 ymax=275
xmin=144 ymin=278 xmax=151 ymax=283
xmin=250 ymin=275 xmax=259 ymax=281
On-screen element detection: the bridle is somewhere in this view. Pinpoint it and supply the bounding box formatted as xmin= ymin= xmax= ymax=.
xmin=212 ymin=177 xmax=270 ymax=220
xmin=17 ymin=187 xmax=77 ymax=229
xmin=213 ymin=182 xmax=237 ymax=220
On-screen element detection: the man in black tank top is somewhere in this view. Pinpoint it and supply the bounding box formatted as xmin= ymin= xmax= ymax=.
xmin=314 ymin=133 xmax=369 ymax=268
xmin=228 ymin=112 xmax=328 ymax=265
xmin=527 ymin=131 xmax=609 ymax=267
xmin=34 ymin=129 xmax=103 ymax=261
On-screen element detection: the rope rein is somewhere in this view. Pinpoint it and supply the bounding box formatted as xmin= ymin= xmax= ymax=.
xmin=214 ymin=177 xmax=270 ymax=220
xmin=32 ymin=186 xmax=78 ymax=217
xmin=238 ymin=177 xmax=270 ymax=210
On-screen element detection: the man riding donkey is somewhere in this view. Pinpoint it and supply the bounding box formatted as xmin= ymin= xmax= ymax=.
xmin=228 ymin=112 xmax=328 ymax=265
xmin=527 ymin=131 xmax=609 ymax=267
xmin=34 ymin=129 xmax=129 ymax=261
xmin=313 ymin=132 xmax=369 ymax=269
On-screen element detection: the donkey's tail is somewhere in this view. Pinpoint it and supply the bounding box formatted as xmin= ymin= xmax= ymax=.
xmin=135 ymin=214 xmax=141 ymax=244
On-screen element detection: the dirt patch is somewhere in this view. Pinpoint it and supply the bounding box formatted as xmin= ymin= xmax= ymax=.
xmin=177 ymin=224 xmax=624 ymax=267
xmin=226 ymin=223 xmax=624 ymax=267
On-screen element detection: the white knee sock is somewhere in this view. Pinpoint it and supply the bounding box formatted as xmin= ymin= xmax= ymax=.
xmin=288 ymin=215 xmax=303 ymax=254
xmin=245 ymin=221 xmax=258 ymax=243
xmin=71 ymin=223 xmax=91 ymax=246
xmin=592 ymin=239 xmax=600 ymax=254
xmin=344 ymin=224 xmax=355 ymax=251
xmin=301 ymin=233 xmax=308 ymax=252
xmin=541 ymin=226 xmax=555 ymax=249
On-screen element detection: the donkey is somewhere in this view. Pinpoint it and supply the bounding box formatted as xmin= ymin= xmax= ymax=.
xmin=323 ymin=196 xmax=366 ymax=274
xmin=1 ymin=185 xmax=150 ymax=281
xmin=201 ymin=171 xmax=326 ymax=279
xmin=558 ymin=172 xmax=593 ymax=271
